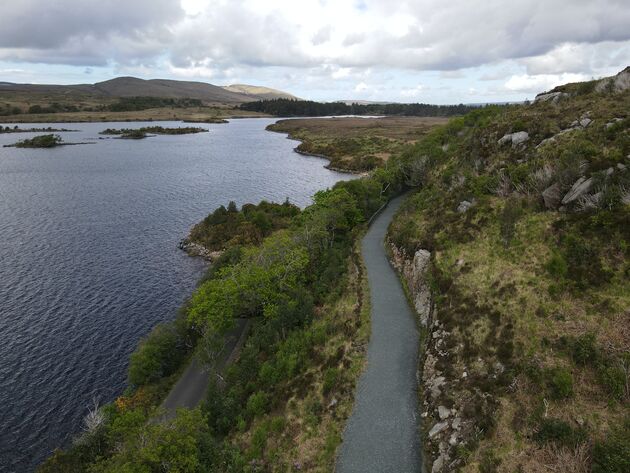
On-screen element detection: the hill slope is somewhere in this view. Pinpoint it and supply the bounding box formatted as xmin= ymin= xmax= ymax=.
xmin=388 ymin=67 xmax=630 ymax=473
xmin=0 ymin=77 xmax=297 ymax=104
xmin=222 ymin=84 xmax=298 ymax=100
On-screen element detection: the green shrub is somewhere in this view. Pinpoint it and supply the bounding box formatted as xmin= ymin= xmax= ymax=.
xmin=534 ymin=418 xmax=586 ymax=447
xmin=322 ymin=368 xmax=339 ymax=395
xmin=592 ymin=420 xmax=630 ymax=473
xmin=572 ymin=333 xmax=598 ymax=365
xmin=546 ymin=367 xmax=573 ymax=399
xmin=546 ymin=252 xmax=568 ymax=279
xmin=598 ymin=364 xmax=626 ymax=400
xmin=246 ymin=391 xmax=269 ymax=418
xmin=128 ymin=323 xmax=185 ymax=386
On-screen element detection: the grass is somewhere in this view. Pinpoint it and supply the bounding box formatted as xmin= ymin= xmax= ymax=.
xmin=268 ymin=116 xmax=448 ymax=172
xmin=386 ymin=85 xmax=630 ymax=471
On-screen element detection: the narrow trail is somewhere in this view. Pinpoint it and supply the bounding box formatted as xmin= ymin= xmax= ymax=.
xmin=336 ymin=195 xmax=422 ymax=473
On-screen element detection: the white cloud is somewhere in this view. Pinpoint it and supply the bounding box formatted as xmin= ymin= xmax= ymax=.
xmin=504 ymin=72 xmax=589 ymax=93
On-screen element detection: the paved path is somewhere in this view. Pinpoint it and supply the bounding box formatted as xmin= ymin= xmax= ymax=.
xmin=336 ymin=195 xmax=422 ymax=473
xmin=159 ymin=318 xmax=250 ymax=419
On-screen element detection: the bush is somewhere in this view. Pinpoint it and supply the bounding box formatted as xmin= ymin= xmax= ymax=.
xmin=546 ymin=252 xmax=568 ymax=279
xmin=246 ymin=391 xmax=268 ymax=418
xmin=322 ymin=368 xmax=339 ymax=395
xmin=534 ymin=418 xmax=586 ymax=447
xmin=546 ymin=367 xmax=573 ymax=399
xmin=572 ymin=333 xmax=597 ymax=366
xmin=128 ymin=323 xmax=185 ymax=386
xmin=14 ymin=134 xmax=63 ymax=148
xmin=592 ymin=420 xmax=630 ymax=473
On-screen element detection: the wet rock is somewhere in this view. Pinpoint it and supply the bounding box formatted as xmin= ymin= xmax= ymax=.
xmin=428 ymin=421 xmax=448 ymax=438
xmin=457 ymin=200 xmax=472 ymax=213
xmin=561 ymin=177 xmax=593 ymax=205
xmin=542 ymin=183 xmax=561 ymax=209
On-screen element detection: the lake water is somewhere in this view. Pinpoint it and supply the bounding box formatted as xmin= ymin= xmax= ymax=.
xmin=0 ymin=119 xmax=352 ymax=472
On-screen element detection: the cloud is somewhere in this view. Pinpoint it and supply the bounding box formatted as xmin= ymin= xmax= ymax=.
xmin=504 ymin=72 xmax=588 ymax=93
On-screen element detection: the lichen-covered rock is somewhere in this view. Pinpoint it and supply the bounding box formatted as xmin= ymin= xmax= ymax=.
xmin=595 ymin=66 xmax=630 ymax=93
xmin=498 ymin=131 xmax=529 ymax=147
xmin=456 ymin=200 xmax=472 ymax=213
xmin=561 ymin=177 xmax=593 ymax=205
xmin=534 ymin=91 xmax=568 ymax=103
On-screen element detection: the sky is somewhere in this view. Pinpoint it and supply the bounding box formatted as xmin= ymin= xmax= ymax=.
xmin=0 ymin=0 xmax=629 ymax=104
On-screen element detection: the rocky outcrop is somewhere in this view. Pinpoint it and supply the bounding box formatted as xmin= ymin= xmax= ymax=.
xmin=595 ymin=66 xmax=630 ymax=93
xmin=534 ymin=91 xmax=569 ymax=104
xmin=177 ymin=239 xmax=222 ymax=261
xmin=389 ymin=246 xmax=433 ymax=326
xmin=389 ymin=243 xmax=473 ymax=473
xmin=498 ymin=131 xmax=529 ymax=147
xmin=561 ymin=176 xmax=593 ymax=205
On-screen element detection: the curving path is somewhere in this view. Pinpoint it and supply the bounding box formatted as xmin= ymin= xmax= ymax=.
xmin=336 ymin=195 xmax=422 ymax=473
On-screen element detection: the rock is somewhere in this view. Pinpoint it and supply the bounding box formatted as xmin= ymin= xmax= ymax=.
xmin=534 ymin=91 xmax=569 ymax=104
xmin=542 ymin=183 xmax=561 ymax=209
xmin=449 ymin=432 xmax=459 ymax=446
xmin=617 ymin=163 xmax=627 ymax=171
xmin=429 ymin=421 xmax=448 ymax=438
xmin=457 ymin=200 xmax=472 ymax=213
xmin=561 ymin=177 xmax=593 ymax=205
xmin=431 ymin=454 xmax=445 ymax=473
xmin=498 ymin=131 xmax=529 ymax=147
xmin=430 ymin=376 xmax=446 ymax=399
xmin=579 ymin=117 xmax=592 ymax=128
xmin=606 ymin=118 xmax=623 ymax=129
xmin=451 ymin=417 xmax=462 ymax=430
xmin=438 ymin=405 xmax=451 ymax=420
xmin=606 ymin=167 xmax=615 ymax=176
xmin=462 ymin=371 xmax=468 ymax=378
xmin=595 ymin=66 xmax=630 ymax=93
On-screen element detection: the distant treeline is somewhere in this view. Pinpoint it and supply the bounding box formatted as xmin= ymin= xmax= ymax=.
xmin=240 ymin=98 xmax=479 ymax=117
xmin=107 ymin=96 xmax=203 ymax=112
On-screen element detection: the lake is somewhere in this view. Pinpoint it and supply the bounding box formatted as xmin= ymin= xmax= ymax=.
xmin=0 ymin=119 xmax=352 ymax=472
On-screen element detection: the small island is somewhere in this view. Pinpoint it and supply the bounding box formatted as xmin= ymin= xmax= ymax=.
xmin=4 ymin=134 xmax=91 ymax=148
xmin=100 ymin=126 xmax=208 ymax=139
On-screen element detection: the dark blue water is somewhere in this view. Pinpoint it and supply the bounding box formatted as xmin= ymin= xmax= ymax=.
xmin=0 ymin=119 xmax=351 ymax=472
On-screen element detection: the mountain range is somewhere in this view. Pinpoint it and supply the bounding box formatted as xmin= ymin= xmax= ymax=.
xmin=0 ymin=76 xmax=297 ymax=104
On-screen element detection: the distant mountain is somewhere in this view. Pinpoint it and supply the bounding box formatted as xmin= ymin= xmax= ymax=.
xmin=223 ymin=84 xmax=298 ymax=100
xmin=0 ymin=77 xmax=297 ymax=104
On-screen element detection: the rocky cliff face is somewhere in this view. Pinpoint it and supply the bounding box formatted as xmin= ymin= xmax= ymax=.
xmin=388 ymin=243 xmax=476 ymax=473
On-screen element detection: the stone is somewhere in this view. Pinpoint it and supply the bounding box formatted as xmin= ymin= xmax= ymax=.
xmin=617 ymin=163 xmax=627 ymax=171
xmin=534 ymin=91 xmax=568 ymax=103
xmin=498 ymin=131 xmax=529 ymax=147
xmin=606 ymin=167 xmax=615 ymax=176
xmin=452 ymin=417 xmax=462 ymax=430
xmin=431 ymin=454 xmax=445 ymax=473
xmin=542 ymin=183 xmax=561 ymax=209
xmin=579 ymin=117 xmax=592 ymax=128
xmin=428 ymin=421 xmax=448 ymax=438
xmin=595 ymin=66 xmax=630 ymax=93
xmin=457 ymin=200 xmax=472 ymax=213
xmin=438 ymin=405 xmax=451 ymax=420
xmin=606 ymin=118 xmax=623 ymax=129
xmin=561 ymin=177 xmax=593 ymax=205
xmin=449 ymin=432 xmax=459 ymax=446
